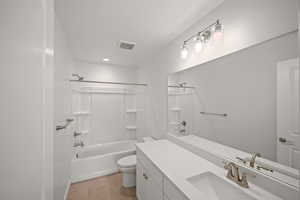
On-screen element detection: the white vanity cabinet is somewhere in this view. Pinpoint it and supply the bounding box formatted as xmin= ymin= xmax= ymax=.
xmin=137 ymin=150 xmax=188 ymax=200
xmin=136 ymin=151 xmax=163 ymax=200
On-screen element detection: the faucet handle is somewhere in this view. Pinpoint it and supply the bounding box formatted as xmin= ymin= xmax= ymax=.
xmin=224 ymin=161 xmax=230 ymax=169
xmin=223 ymin=160 xmax=231 ymax=168
xmin=250 ymin=152 xmax=261 ymax=167
xmin=223 ymin=161 xmax=235 ymax=169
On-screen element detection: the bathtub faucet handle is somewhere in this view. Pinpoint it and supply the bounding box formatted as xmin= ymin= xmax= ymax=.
xmin=74 ymin=131 xmax=82 ymax=137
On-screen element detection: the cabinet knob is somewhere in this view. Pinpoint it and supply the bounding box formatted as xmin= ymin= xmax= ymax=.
xmin=278 ymin=137 xmax=294 ymax=145
xmin=143 ymin=173 xmax=148 ymax=180
xmin=279 ymin=137 xmax=287 ymax=143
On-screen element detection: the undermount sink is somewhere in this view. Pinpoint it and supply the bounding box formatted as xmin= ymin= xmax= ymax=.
xmin=187 ymin=172 xmax=256 ymax=200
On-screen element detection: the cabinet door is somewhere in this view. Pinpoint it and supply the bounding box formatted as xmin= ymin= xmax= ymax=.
xmin=137 ymin=161 xmax=147 ymax=200
xmin=137 ymin=160 xmax=163 ymax=200
xmin=144 ymin=170 xmax=163 ymax=200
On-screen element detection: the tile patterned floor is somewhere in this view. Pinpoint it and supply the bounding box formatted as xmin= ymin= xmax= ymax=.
xmin=67 ymin=173 xmax=137 ymax=200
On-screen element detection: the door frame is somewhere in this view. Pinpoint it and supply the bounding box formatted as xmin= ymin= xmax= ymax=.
xmin=41 ymin=0 xmax=54 ymax=199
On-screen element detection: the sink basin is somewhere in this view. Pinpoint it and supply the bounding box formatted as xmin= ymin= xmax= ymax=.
xmin=187 ymin=172 xmax=256 ymax=200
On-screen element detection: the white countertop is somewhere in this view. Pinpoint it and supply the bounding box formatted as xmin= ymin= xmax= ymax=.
xmin=136 ymin=140 xmax=282 ymax=200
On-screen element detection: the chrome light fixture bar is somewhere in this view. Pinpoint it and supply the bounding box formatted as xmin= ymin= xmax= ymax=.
xmin=181 ymin=19 xmax=223 ymax=59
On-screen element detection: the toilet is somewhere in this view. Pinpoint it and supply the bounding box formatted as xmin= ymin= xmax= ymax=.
xmin=117 ymin=137 xmax=154 ymax=188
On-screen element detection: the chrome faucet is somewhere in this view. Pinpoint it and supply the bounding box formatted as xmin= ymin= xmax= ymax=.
xmin=224 ymin=162 xmax=249 ymax=188
xmin=249 ymin=152 xmax=261 ymax=168
xmin=73 ymin=141 xmax=84 ymax=148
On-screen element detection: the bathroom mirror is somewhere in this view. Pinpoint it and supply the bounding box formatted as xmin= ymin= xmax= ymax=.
xmin=167 ymin=32 xmax=299 ymax=186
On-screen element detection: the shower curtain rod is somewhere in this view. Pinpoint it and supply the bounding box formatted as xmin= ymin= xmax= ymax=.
xmin=168 ymin=85 xmax=195 ymax=89
xmin=69 ymin=79 xmax=148 ymax=86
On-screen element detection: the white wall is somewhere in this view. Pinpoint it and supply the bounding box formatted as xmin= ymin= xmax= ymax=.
xmin=138 ymin=61 xmax=168 ymax=139
xmin=74 ymin=61 xmax=138 ymax=83
xmin=53 ymin=17 xmax=75 ymax=200
xmin=139 ymin=0 xmax=298 ymax=140
xmin=174 ymin=32 xmax=298 ymax=161
xmin=0 ymin=1 xmax=54 ymax=200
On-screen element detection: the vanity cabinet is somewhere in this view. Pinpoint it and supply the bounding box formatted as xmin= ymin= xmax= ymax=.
xmin=137 ymin=150 xmax=188 ymax=200
xmin=136 ymin=151 xmax=163 ymax=200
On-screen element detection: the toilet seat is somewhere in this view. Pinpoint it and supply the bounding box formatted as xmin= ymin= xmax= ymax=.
xmin=117 ymin=155 xmax=136 ymax=168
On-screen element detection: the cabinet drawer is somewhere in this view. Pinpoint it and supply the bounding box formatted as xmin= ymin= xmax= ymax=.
xmin=137 ymin=150 xmax=163 ymax=187
xmin=164 ymin=178 xmax=188 ymax=200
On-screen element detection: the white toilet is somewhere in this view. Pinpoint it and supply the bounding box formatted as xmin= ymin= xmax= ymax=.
xmin=117 ymin=137 xmax=154 ymax=188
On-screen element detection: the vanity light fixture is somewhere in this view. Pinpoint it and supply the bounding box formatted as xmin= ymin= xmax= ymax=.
xmin=181 ymin=19 xmax=223 ymax=59
xmin=103 ymin=58 xmax=110 ymax=62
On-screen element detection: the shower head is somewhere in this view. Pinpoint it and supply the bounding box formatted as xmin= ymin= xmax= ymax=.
xmin=72 ymin=74 xmax=84 ymax=81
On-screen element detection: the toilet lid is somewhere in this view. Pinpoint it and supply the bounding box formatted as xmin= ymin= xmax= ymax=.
xmin=118 ymin=155 xmax=136 ymax=168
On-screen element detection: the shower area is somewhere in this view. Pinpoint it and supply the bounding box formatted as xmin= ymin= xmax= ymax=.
xmin=168 ymin=70 xmax=230 ymax=141
xmin=168 ymin=82 xmax=196 ymax=136
xmin=70 ymin=77 xmax=147 ymax=182
xmin=168 ymin=72 xmax=197 ymax=136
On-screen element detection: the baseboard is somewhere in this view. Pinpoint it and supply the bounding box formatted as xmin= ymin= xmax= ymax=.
xmin=64 ymin=180 xmax=71 ymax=200
xmin=71 ymin=169 xmax=119 ymax=183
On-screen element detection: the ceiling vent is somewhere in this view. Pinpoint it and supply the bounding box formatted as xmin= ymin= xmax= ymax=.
xmin=119 ymin=40 xmax=136 ymax=50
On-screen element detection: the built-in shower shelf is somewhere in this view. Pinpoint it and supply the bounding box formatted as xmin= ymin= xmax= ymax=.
xmin=169 ymin=108 xmax=181 ymax=111
xmin=73 ymin=112 xmax=91 ymax=116
xmin=126 ymin=109 xmax=137 ymax=113
xmin=126 ymin=126 xmax=137 ymax=130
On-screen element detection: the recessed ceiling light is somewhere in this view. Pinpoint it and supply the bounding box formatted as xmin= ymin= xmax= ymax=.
xmin=103 ymin=58 xmax=110 ymax=62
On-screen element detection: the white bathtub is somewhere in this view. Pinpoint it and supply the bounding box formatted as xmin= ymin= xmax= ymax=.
xmin=71 ymin=140 xmax=136 ymax=183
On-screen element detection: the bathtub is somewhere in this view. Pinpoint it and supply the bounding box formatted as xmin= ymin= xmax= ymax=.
xmin=71 ymin=140 xmax=136 ymax=183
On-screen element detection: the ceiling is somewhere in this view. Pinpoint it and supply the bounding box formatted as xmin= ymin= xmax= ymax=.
xmin=55 ymin=0 xmax=224 ymax=67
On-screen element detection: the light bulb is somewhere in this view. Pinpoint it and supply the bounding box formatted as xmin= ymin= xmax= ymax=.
xmin=181 ymin=44 xmax=188 ymax=59
xmin=194 ymin=33 xmax=203 ymax=53
xmin=213 ymin=31 xmax=223 ymax=41
xmin=213 ymin=21 xmax=223 ymax=41
xmin=195 ymin=40 xmax=203 ymax=53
